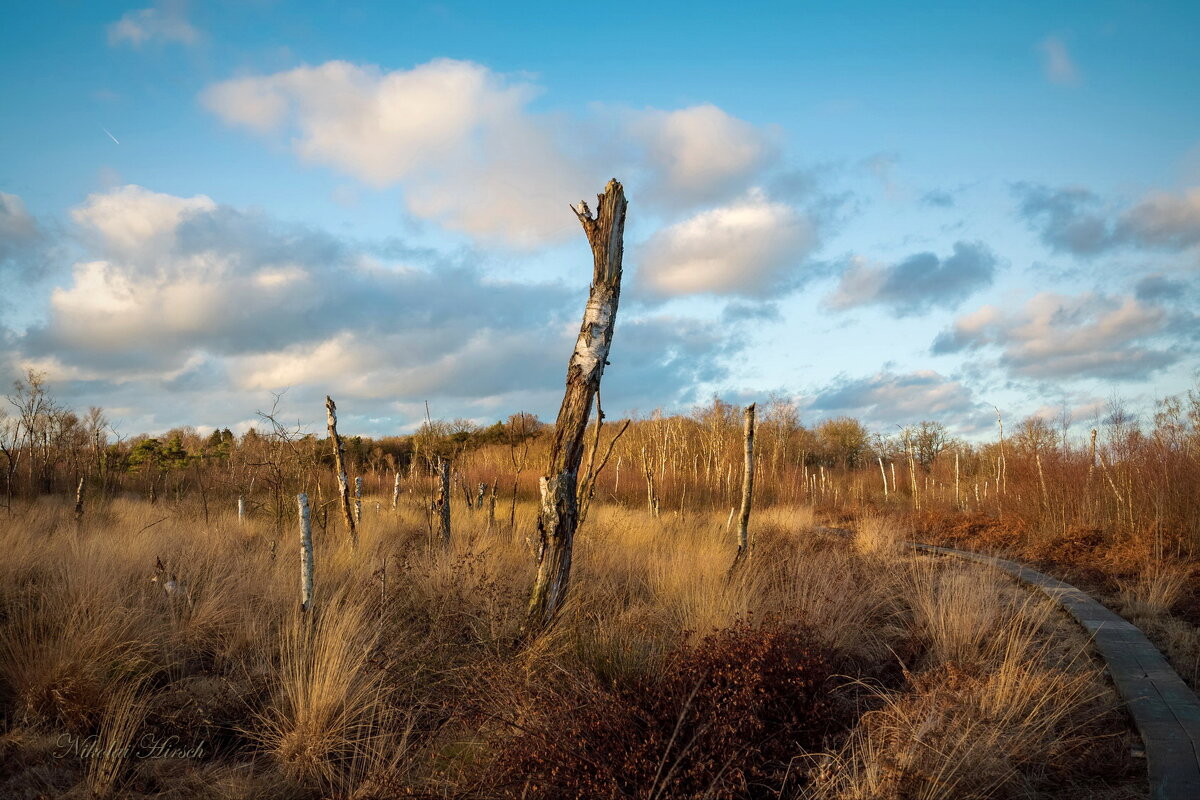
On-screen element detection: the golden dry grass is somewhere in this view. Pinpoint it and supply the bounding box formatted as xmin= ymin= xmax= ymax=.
xmin=0 ymin=496 xmax=1144 ymax=799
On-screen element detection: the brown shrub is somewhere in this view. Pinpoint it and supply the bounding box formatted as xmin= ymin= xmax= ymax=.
xmin=493 ymin=621 xmax=839 ymax=800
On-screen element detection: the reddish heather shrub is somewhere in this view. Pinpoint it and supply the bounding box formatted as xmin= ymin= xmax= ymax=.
xmin=494 ymin=621 xmax=838 ymax=799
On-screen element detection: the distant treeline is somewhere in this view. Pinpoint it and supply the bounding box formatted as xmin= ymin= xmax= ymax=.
xmin=3 ymin=369 xmax=1199 ymax=553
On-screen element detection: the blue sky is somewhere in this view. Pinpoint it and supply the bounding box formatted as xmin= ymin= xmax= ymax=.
xmin=1 ymin=1 xmax=1197 ymax=439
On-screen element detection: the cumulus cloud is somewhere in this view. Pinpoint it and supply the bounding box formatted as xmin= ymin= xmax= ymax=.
xmin=1016 ymin=183 xmax=1200 ymax=255
xmin=12 ymin=184 xmax=737 ymax=433
xmin=636 ymin=190 xmax=817 ymax=299
xmin=1039 ymin=36 xmax=1080 ymax=86
xmin=107 ymin=1 xmax=200 ymax=48
xmin=627 ymin=104 xmax=777 ymax=207
xmin=202 ymin=59 xmax=783 ymax=246
xmin=827 ymin=241 xmax=997 ymax=317
xmin=809 ymin=369 xmax=988 ymax=430
xmin=931 ymin=291 xmax=1183 ymax=380
xmin=203 ymin=59 xmax=599 ymax=247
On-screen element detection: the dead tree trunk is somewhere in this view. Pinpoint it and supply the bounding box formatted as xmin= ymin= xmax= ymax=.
xmin=642 ymin=445 xmax=660 ymax=517
xmin=392 ymin=471 xmax=401 ymax=510
xmin=731 ymin=403 xmax=756 ymax=571
xmin=298 ymin=493 xmax=314 ymax=613
xmin=325 ymin=396 xmax=358 ymax=549
xmin=354 ymin=476 xmax=363 ymax=523
xmin=954 ymin=449 xmax=960 ymax=509
xmin=486 ymin=480 xmax=497 ymax=534
xmin=73 ymin=476 xmax=85 ymax=523
xmin=436 ymin=457 xmax=451 ymax=549
xmin=525 ymin=179 xmax=627 ymax=632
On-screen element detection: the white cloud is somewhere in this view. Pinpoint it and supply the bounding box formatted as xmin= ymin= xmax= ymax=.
xmin=71 ymin=184 xmax=215 ymax=262
xmin=636 ymin=190 xmax=816 ymax=299
xmin=107 ymin=1 xmax=200 ymax=48
xmin=627 ymin=104 xmax=777 ymax=207
xmin=1039 ymin=36 xmax=1080 ymax=87
xmin=202 ymin=59 xmax=784 ymax=247
xmin=12 ymin=185 xmax=739 ymax=433
xmin=828 ymin=241 xmax=997 ymax=316
xmin=810 ymin=369 xmax=989 ymax=431
xmin=202 ymin=59 xmax=599 ymax=248
xmin=1017 ymin=183 xmax=1200 ymax=254
xmin=932 ymin=292 xmax=1181 ymax=380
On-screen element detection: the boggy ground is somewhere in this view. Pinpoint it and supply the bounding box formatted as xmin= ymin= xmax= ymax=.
xmin=0 ymin=498 xmax=1145 ymax=799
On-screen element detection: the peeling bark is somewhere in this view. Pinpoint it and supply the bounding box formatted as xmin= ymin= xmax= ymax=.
xmin=731 ymin=403 xmax=756 ymax=571
xmin=298 ymin=493 xmax=314 ymax=613
xmin=325 ymin=396 xmax=358 ymax=549
xmin=73 ymin=476 xmax=84 ymax=523
xmin=525 ymin=179 xmax=627 ymax=632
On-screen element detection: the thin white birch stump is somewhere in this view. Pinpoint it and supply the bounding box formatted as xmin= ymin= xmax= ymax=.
xmin=1089 ymin=428 xmax=1098 ymax=481
xmin=298 ymin=493 xmax=314 ymax=613
xmin=238 ymin=494 xmax=246 ymax=525
xmin=392 ymin=471 xmax=401 ymax=510
xmin=954 ymin=450 xmax=960 ymax=509
xmin=354 ymin=476 xmax=363 ymax=523
xmin=731 ymin=403 xmax=756 ymax=572
xmin=878 ymin=456 xmax=888 ymax=500
xmin=525 ymin=179 xmax=627 ymax=632
xmin=325 ymin=396 xmax=358 ymax=549
xmin=74 ymin=476 xmax=85 ymax=523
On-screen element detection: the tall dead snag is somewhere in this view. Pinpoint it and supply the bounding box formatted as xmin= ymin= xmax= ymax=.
xmin=526 ymin=179 xmax=627 ymax=632
xmin=325 ymin=396 xmax=358 ymax=549
xmin=354 ymin=476 xmax=363 ymax=522
xmin=731 ymin=403 xmax=756 ymax=572
xmin=486 ymin=480 xmax=498 ymax=534
xmin=436 ymin=457 xmax=452 ymax=549
xmin=73 ymin=476 xmax=85 ymax=523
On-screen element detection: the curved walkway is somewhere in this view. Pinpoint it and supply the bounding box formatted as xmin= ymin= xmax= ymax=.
xmin=907 ymin=541 xmax=1200 ymax=800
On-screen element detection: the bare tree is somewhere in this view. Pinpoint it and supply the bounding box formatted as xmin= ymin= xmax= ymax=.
xmin=731 ymin=403 xmax=756 ymax=572
xmin=505 ymin=411 xmax=539 ymax=536
xmin=436 ymin=457 xmax=451 ymax=549
xmin=325 ymin=396 xmax=358 ymax=549
xmin=526 ymin=179 xmax=627 ymax=631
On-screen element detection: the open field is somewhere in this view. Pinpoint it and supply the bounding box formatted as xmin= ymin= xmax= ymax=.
xmin=0 ymin=495 xmax=1146 ymax=799
xmin=2 ymin=369 xmax=1198 ymax=798
xmin=7 ymin=5 xmax=1200 ymax=799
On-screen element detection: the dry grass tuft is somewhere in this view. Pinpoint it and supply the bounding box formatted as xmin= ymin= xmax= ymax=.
xmin=853 ymin=514 xmax=907 ymax=558
xmin=1118 ymin=561 xmax=1191 ymax=617
xmin=805 ymin=593 xmax=1115 ymax=800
